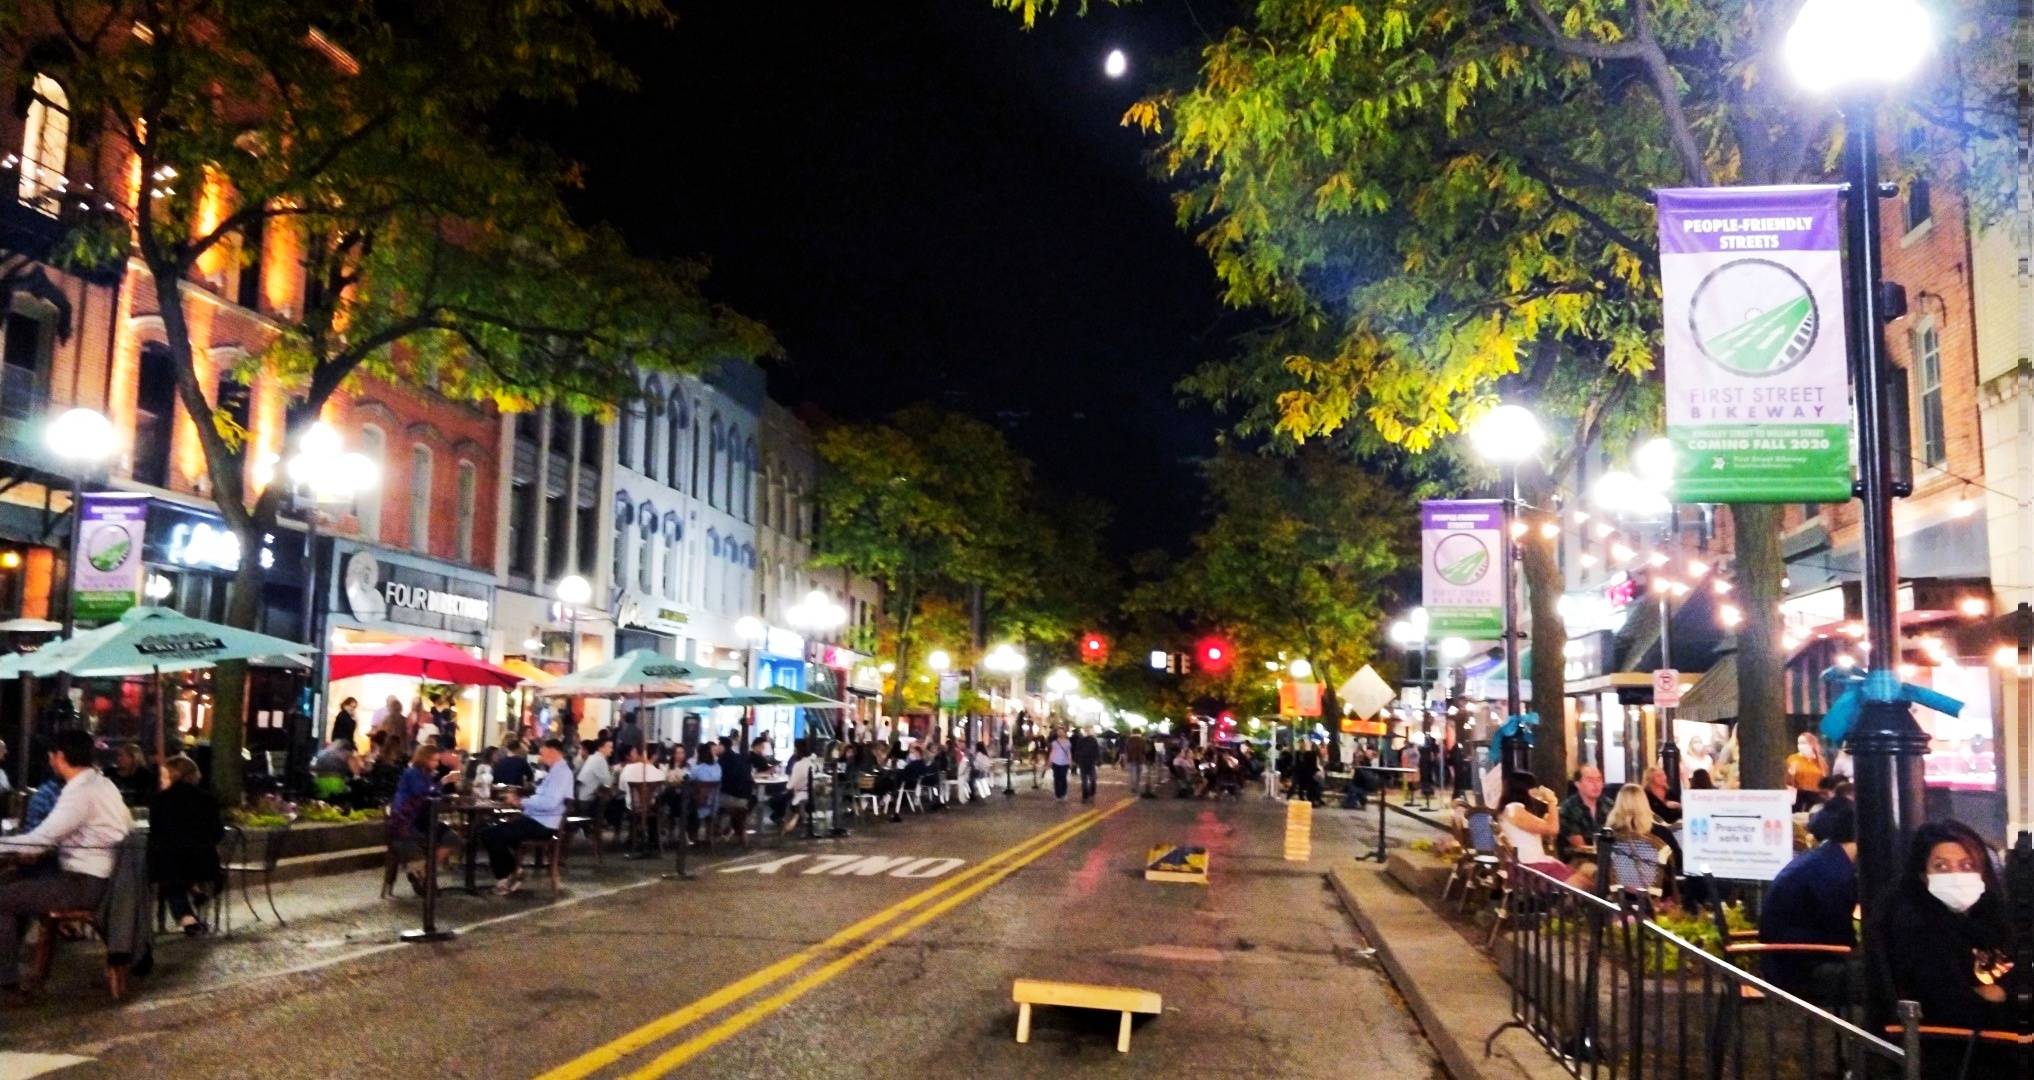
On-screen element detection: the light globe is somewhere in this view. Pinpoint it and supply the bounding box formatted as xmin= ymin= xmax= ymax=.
xmin=554 ymin=574 xmax=592 ymax=606
xmin=46 ymin=407 xmax=115 ymax=463
xmin=1786 ymin=0 xmax=1933 ymax=94
xmin=1467 ymin=404 xmax=1543 ymax=464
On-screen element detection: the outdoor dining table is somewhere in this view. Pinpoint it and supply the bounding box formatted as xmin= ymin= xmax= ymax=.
xmin=755 ymin=774 xmax=789 ymax=828
xmin=441 ymin=799 xmax=515 ymax=894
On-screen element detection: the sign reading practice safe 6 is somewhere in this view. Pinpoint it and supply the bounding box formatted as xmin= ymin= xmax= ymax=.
xmin=1682 ymin=789 xmax=1795 ymax=881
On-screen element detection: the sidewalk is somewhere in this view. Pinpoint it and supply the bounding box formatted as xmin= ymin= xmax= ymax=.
xmin=1330 ymin=861 xmax=1567 ymax=1080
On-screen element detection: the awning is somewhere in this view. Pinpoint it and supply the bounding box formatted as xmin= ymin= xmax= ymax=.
xmin=1678 ymin=654 xmax=1737 ymax=724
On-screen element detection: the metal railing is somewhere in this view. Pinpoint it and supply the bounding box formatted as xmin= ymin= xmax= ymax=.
xmin=1498 ymin=861 xmax=1919 ymax=1080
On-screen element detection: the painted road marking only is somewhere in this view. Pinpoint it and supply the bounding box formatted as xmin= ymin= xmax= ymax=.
xmin=717 ymin=853 xmax=967 ymax=879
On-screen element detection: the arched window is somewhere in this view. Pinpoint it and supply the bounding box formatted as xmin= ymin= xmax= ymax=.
xmin=743 ymin=437 xmax=758 ymax=522
xmin=721 ymin=428 xmax=737 ymax=515
xmin=638 ymin=500 xmax=657 ymax=594
xmin=18 ymin=75 xmax=70 ymax=214
xmin=618 ymin=397 xmax=638 ymax=470
xmin=454 ymin=460 xmax=478 ymax=563
xmin=707 ymin=415 xmax=723 ymax=507
xmin=612 ymin=491 xmax=635 ymax=590
xmin=357 ymin=425 xmax=385 ymax=541
xmin=643 ymin=376 xmax=664 ymax=482
xmin=666 ymin=391 xmax=687 ymax=487
xmin=409 ymin=444 xmax=434 ymax=552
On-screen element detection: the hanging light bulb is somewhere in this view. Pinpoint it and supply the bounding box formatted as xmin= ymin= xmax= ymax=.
xmin=1611 ymin=542 xmax=1636 ymax=563
xmin=1539 ymin=521 xmax=1560 ymax=540
xmin=1713 ymin=579 xmax=1733 ymax=595
xmin=1686 ymin=559 xmax=1710 ymax=578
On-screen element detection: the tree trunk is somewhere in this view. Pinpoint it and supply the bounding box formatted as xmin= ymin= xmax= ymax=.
xmin=1732 ymin=503 xmax=1789 ymax=787
xmin=1519 ymin=476 xmax=1569 ymax=788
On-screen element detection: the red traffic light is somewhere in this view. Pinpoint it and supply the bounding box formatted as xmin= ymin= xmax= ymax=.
xmin=1081 ymin=633 xmax=1109 ymax=664
xmin=1195 ymin=636 xmax=1232 ymax=672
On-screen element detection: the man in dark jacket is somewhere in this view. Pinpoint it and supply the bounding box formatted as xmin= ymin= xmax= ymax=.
xmin=1070 ymin=727 xmax=1102 ymax=803
xmin=1755 ymin=798 xmax=1857 ymax=1001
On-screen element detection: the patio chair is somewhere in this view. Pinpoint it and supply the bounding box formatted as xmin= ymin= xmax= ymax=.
xmin=220 ymin=823 xmax=288 ymax=934
xmin=1445 ymin=808 xmax=1503 ymax=912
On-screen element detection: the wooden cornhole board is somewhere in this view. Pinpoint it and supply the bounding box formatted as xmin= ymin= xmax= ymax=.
xmin=1144 ymin=843 xmax=1209 ymax=884
xmin=1012 ymin=978 xmax=1162 ymax=1053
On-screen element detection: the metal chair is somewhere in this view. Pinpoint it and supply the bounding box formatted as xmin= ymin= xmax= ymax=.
xmin=1445 ymin=809 xmax=1504 ymax=913
xmin=852 ymin=773 xmax=881 ymax=818
xmin=221 ymin=823 xmax=288 ymax=933
xmin=1604 ymin=834 xmax=1667 ymax=912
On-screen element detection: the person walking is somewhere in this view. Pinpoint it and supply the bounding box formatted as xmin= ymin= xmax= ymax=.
xmin=1123 ymin=729 xmax=1150 ymax=798
xmin=1047 ymin=727 xmax=1073 ymax=801
xmin=1071 ymin=726 xmax=1102 ymax=803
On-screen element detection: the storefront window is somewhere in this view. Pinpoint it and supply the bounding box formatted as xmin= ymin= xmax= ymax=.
xmin=1915 ymin=661 xmax=1996 ymax=791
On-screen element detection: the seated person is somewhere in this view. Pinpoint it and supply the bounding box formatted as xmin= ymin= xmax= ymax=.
xmin=615 ymin=745 xmax=668 ymax=852
xmin=686 ymin=743 xmax=722 ymax=842
xmin=1807 ymin=780 xmax=1854 ymax=844
xmin=0 ymin=729 xmax=134 ymax=1000
xmin=1496 ymin=771 xmax=1570 ymax=880
xmin=148 ymin=755 xmax=222 ymax=935
xmin=1557 ymin=766 xmax=1612 ymax=862
xmin=1885 ymin=819 xmax=2022 ymax=1038
xmin=387 ymin=746 xmax=456 ymax=896
xmin=491 ymin=737 xmax=534 ymax=790
xmin=1755 ymin=798 xmax=1856 ymax=1001
xmin=716 ymin=741 xmax=754 ymax=827
xmin=480 ymin=739 xmax=572 ymax=895
xmin=1572 ymin=784 xmax=1670 ymax=894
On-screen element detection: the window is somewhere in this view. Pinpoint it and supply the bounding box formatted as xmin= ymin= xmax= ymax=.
xmin=576 ymin=502 xmax=599 ymax=578
xmin=356 ymin=425 xmax=385 ymax=540
xmin=18 ymin=75 xmax=70 ymax=214
xmin=236 ymin=219 xmax=266 ymax=311
xmin=1913 ymin=321 xmax=1945 ymax=467
xmin=708 ymin=416 xmax=723 ymax=507
xmin=544 ymin=491 xmax=571 ymax=579
xmin=454 ymin=461 xmax=477 ymax=562
xmin=578 ymin=412 xmax=601 ymax=465
xmin=691 ymin=414 xmax=703 ymax=496
xmin=639 ymin=503 xmax=657 ymax=594
xmin=742 ymin=437 xmax=757 ymax=522
xmin=0 ymin=301 xmax=54 ymax=422
xmin=663 ymin=514 xmax=681 ymax=600
xmin=509 ymin=477 xmax=537 ymax=575
xmin=1905 ymin=178 xmax=1932 ymax=233
xmin=643 ymin=378 xmax=663 ymax=482
xmin=409 ymin=444 xmax=433 ymax=551
xmin=667 ymin=393 xmax=686 ymax=489
xmin=617 ymin=400 xmax=636 ymax=469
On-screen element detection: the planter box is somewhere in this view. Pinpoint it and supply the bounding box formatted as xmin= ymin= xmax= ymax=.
xmin=1387 ymin=850 xmax=1454 ymax=896
xmin=229 ymin=820 xmax=386 ymax=859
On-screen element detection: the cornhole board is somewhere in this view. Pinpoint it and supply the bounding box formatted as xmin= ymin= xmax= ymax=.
xmin=1013 ymin=978 xmax=1162 ymax=1053
xmin=1144 ymin=843 xmax=1208 ymax=884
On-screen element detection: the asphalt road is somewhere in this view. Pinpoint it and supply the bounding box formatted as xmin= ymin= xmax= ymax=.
xmin=5 ymin=773 xmax=1443 ymax=1079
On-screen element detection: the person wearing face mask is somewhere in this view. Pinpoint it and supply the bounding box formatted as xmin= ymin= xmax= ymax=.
xmin=1883 ymin=819 xmax=2019 ymax=1035
xmin=1784 ymin=733 xmax=1828 ymax=812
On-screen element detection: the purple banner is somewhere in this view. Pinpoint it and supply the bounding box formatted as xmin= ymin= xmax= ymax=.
xmin=1421 ymin=499 xmax=1504 ymax=638
xmin=1656 ymin=185 xmax=1841 ymax=256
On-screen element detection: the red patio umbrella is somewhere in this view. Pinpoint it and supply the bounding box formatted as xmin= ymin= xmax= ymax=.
xmin=327 ymin=639 xmax=524 ymax=687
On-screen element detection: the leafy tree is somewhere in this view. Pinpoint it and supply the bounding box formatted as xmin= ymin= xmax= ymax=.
xmin=1142 ymin=444 xmax=1415 ymax=723
xmin=1003 ymin=0 xmax=2014 ymax=787
xmin=811 ymin=406 xmax=1036 ymax=716
xmin=16 ymin=0 xmax=772 ymax=801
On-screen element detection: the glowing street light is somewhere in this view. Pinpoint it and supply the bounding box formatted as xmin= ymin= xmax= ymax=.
xmin=1103 ymin=49 xmax=1128 ymax=78
xmin=1467 ymin=402 xmax=1541 ymax=739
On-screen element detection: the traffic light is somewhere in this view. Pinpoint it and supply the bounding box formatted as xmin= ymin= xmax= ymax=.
xmin=1080 ymin=633 xmax=1109 ymax=665
xmin=1195 ymin=636 xmax=1232 ymax=674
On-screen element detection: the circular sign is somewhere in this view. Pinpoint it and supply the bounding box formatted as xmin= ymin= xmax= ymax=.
xmin=1432 ymin=533 xmax=1491 ymax=586
xmin=84 ymin=523 xmax=135 ymax=573
xmin=1687 ymin=258 xmax=1819 ymax=377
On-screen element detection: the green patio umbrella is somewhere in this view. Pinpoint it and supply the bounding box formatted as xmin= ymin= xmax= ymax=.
xmin=650 ymin=683 xmax=785 ymax=709
xmin=0 ymin=606 xmax=310 ymax=761
xmin=760 ymin=687 xmax=851 ymax=709
xmin=535 ymin=649 xmax=708 ymax=741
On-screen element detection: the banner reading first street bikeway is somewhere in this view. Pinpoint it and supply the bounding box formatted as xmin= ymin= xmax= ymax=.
xmin=1421 ymin=500 xmax=1504 ymax=638
xmin=1657 ymin=185 xmax=1852 ymax=503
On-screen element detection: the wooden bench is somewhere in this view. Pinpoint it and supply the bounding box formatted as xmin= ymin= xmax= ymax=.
xmin=1012 ymin=978 xmax=1161 ymax=1053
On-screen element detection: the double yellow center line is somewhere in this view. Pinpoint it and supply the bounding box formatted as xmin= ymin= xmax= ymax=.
xmin=537 ymin=797 xmax=1134 ymax=1080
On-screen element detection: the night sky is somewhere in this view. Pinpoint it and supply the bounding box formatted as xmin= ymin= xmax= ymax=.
xmin=524 ymin=0 xmax=1246 ymax=556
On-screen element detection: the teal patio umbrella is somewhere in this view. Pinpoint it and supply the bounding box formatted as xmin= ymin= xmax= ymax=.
xmin=535 ymin=649 xmax=707 ymax=742
xmin=0 ymin=606 xmax=310 ymax=761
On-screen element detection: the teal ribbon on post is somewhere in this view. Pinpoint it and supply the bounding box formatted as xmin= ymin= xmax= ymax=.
xmin=1487 ymin=711 xmax=1539 ymax=766
xmin=1818 ymin=666 xmax=1963 ymax=748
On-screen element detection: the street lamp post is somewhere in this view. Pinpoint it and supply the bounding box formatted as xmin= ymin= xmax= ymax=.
xmin=1469 ymin=403 xmax=1544 ymax=779
xmin=734 ymin=614 xmax=767 ymax=749
xmin=1593 ymin=442 xmax=1681 ymax=793
xmin=45 ymin=407 xmax=116 ymax=704
xmin=785 ymin=590 xmax=847 ymax=839
xmin=927 ymin=649 xmax=952 ymax=742
xmin=555 ymin=574 xmax=592 ymax=740
xmin=277 ymin=421 xmax=378 ymax=740
xmin=1787 ymin=0 xmax=1936 ymax=1025
xmin=983 ymin=642 xmax=1026 ymax=795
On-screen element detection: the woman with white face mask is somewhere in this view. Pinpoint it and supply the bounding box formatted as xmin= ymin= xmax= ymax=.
xmin=1883 ymin=819 xmax=2018 ymax=1039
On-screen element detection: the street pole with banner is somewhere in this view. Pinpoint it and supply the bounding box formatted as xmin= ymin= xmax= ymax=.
xmin=1657 ymin=181 xmax=1927 ymax=1021
xmin=1421 ymin=501 xmax=1515 ymax=774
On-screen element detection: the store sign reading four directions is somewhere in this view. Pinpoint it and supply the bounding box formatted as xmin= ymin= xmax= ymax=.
xmin=343 ymin=552 xmax=491 ymax=633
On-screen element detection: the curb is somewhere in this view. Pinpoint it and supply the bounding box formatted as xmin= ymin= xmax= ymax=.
xmin=1329 ymin=864 xmax=1568 ymax=1080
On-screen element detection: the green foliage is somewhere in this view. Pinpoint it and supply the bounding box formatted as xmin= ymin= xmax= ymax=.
xmin=1130 ymin=443 xmax=1415 ymax=712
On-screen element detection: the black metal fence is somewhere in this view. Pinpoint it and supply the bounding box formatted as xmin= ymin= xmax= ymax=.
xmin=1497 ymin=862 xmax=1920 ymax=1080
